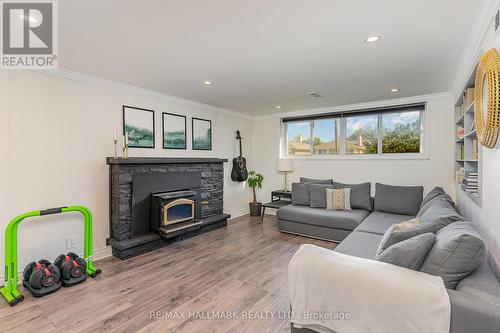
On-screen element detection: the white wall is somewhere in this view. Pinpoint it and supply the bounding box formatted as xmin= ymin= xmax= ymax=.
xmin=252 ymin=94 xmax=455 ymax=205
xmin=455 ymin=8 xmax=500 ymax=272
xmin=1 ymin=69 xmax=253 ymax=275
xmin=0 ymin=70 xmax=9 ymax=276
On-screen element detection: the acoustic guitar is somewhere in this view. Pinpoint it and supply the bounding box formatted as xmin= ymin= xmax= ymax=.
xmin=231 ymin=130 xmax=248 ymax=182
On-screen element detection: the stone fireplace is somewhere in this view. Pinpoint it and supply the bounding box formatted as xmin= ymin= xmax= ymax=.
xmin=106 ymin=157 xmax=230 ymax=259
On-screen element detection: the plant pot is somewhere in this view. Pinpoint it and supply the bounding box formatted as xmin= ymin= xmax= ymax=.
xmin=249 ymin=202 xmax=262 ymax=217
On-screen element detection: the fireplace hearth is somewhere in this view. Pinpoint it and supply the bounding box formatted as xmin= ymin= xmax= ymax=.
xmin=107 ymin=157 xmax=230 ymax=259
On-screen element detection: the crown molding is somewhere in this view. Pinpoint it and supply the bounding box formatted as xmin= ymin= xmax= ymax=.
xmin=30 ymin=68 xmax=254 ymax=120
xmin=253 ymin=92 xmax=453 ymax=120
xmin=451 ymin=0 xmax=500 ymax=100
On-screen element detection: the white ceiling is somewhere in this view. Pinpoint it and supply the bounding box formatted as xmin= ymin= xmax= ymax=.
xmin=59 ymin=0 xmax=481 ymax=115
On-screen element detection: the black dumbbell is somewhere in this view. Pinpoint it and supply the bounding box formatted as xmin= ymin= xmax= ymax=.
xmin=54 ymin=253 xmax=87 ymax=283
xmin=23 ymin=259 xmax=61 ymax=290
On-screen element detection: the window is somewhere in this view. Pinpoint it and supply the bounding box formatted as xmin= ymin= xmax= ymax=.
xmin=313 ymin=119 xmax=339 ymax=155
xmin=382 ymin=111 xmax=421 ymax=153
xmin=281 ymin=104 xmax=424 ymax=158
xmin=345 ymin=114 xmax=378 ymax=155
xmin=286 ymin=121 xmax=311 ymax=156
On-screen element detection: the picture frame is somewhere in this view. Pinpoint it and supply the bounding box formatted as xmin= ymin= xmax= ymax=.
xmin=162 ymin=112 xmax=187 ymax=149
xmin=192 ymin=117 xmax=212 ymax=150
xmin=122 ymin=105 xmax=155 ymax=148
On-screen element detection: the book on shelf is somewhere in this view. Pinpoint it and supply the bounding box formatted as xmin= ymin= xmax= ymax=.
xmin=456 ymin=127 xmax=464 ymax=140
xmin=461 ymin=184 xmax=478 ymax=193
xmin=472 ymin=139 xmax=478 ymax=160
xmin=455 ymin=105 xmax=465 ymax=121
xmin=464 ymin=87 xmax=475 ymax=108
xmin=456 ymin=167 xmax=465 ymax=184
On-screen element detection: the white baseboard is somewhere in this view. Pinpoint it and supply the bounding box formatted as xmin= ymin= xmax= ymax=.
xmin=228 ymin=208 xmax=250 ymax=220
xmin=93 ymin=246 xmax=112 ymax=261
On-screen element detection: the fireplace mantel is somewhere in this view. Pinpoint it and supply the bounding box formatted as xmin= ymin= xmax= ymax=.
xmin=106 ymin=157 xmax=228 ymax=165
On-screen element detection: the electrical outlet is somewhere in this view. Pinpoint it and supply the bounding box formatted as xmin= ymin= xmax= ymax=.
xmin=66 ymin=236 xmax=76 ymax=250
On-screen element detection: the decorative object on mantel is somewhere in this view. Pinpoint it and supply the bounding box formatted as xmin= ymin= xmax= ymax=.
xmin=162 ymin=112 xmax=186 ymax=149
xmin=247 ymin=170 xmax=264 ymax=216
xmin=277 ymin=159 xmax=294 ymax=192
xmin=123 ymin=105 xmax=155 ymax=148
xmin=192 ymin=117 xmax=212 ymax=150
xmin=122 ymin=133 xmax=129 ymax=159
xmin=231 ymin=130 xmax=248 ymax=182
xmin=474 ymin=48 xmax=500 ymax=148
xmin=113 ymin=128 xmax=119 ymax=158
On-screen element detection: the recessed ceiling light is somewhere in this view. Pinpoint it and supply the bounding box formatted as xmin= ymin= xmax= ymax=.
xmin=276 ymin=105 xmax=282 ymax=109
xmin=203 ymin=80 xmax=212 ymax=85
xmin=391 ymin=88 xmax=399 ymax=93
xmin=307 ymin=92 xmax=322 ymax=98
xmin=365 ymin=35 xmax=380 ymax=43
xmin=20 ymin=14 xmax=37 ymax=23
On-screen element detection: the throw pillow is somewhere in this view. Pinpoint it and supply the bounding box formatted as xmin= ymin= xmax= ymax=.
xmin=417 ymin=197 xmax=463 ymax=233
xmin=374 ymin=183 xmax=424 ymax=216
xmin=291 ymin=183 xmax=310 ymax=206
xmin=376 ymin=233 xmax=436 ymax=270
xmin=309 ymin=184 xmax=333 ymax=208
xmin=333 ymin=182 xmax=371 ymax=211
xmin=377 ymin=218 xmax=422 ymax=254
xmin=326 ymin=188 xmax=351 ymax=210
xmin=300 ymin=177 xmax=333 ymax=185
xmin=376 ymin=219 xmax=436 ymax=254
xmin=420 ymin=221 xmax=486 ymax=289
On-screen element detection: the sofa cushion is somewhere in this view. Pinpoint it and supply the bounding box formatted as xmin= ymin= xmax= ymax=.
xmin=309 ymin=184 xmax=333 ymax=208
xmin=417 ymin=197 xmax=463 ymax=233
xmin=421 ymin=221 xmax=486 ymax=289
xmin=300 ymin=177 xmax=333 ymax=185
xmin=377 ymin=219 xmax=437 ymax=254
xmin=419 ymin=187 xmax=456 ymax=216
xmin=334 ymin=231 xmax=382 ymax=259
xmin=375 ymin=233 xmax=436 ymax=270
xmin=354 ymin=211 xmax=416 ymax=235
xmin=374 ymin=183 xmax=423 ymax=216
xmin=292 ymin=183 xmax=310 ymax=206
xmin=455 ymin=261 xmax=500 ymax=306
xmin=333 ymin=182 xmax=371 ymax=211
xmin=276 ymin=204 xmax=369 ymax=231
xmin=420 ymin=187 xmax=447 ymax=209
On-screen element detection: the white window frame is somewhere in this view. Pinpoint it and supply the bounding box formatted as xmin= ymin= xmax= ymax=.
xmin=281 ymin=107 xmax=428 ymax=160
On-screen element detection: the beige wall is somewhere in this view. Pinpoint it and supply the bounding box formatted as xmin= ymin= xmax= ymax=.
xmin=1 ymin=70 xmax=253 ymax=274
xmin=252 ymin=94 xmax=455 ymax=206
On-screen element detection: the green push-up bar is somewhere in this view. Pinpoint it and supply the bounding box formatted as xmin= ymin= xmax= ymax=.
xmin=0 ymin=205 xmax=101 ymax=306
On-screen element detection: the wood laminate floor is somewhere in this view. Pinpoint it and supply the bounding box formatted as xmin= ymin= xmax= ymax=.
xmin=0 ymin=215 xmax=337 ymax=333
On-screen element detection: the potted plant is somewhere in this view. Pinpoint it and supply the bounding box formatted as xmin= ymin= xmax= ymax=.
xmin=247 ymin=170 xmax=264 ymax=216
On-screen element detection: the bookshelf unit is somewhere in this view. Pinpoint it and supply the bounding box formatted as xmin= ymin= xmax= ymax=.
xmin=454 ymin=68 xmax=481 ymax=206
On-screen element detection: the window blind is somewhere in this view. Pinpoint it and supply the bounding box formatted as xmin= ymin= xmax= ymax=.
xmin=281 ymin=102 xmax=426 ymax=123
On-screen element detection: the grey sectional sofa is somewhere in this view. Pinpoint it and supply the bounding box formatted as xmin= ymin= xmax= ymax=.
xmin=280 ymin=182 xmax=500 ymax=333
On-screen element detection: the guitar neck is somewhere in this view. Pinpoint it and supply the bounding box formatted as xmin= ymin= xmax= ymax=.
xmin=239 ymin=138 xmax=242 ymax=157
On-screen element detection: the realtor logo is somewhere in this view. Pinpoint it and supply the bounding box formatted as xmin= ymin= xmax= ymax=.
xmin=1 ymin=0 xmax=58 ymax=68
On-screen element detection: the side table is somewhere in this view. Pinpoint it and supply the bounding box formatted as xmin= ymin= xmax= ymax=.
xmin=261 ymin=190 xmax=292 ymax=221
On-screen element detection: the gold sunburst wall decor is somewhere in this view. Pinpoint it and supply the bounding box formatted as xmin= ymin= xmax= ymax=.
xmin=474 ymin=48 xmax=500 ymax=148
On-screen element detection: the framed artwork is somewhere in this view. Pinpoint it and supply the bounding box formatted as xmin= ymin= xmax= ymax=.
xmin=123 ymin=106 xmax=155 ymax=148
xmin=162 ymin=112 xmax=187 ymax=149
xmin=192 ymin=117 xmax=212 ymax=150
